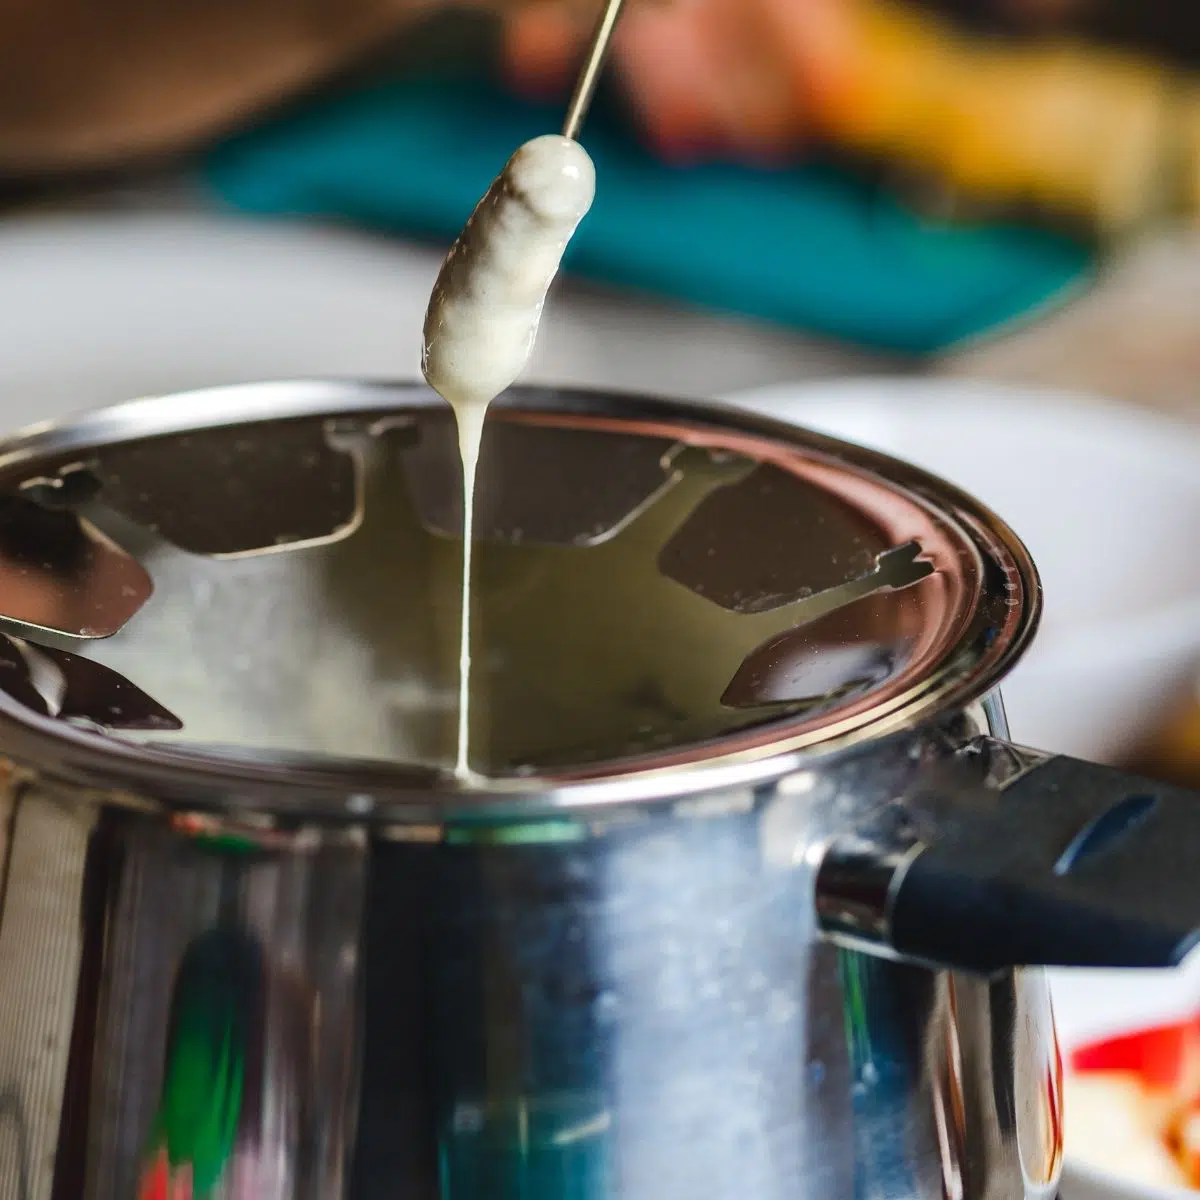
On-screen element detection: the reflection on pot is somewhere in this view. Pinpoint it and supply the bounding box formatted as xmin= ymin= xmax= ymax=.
xmin=137 ymin=925 xmax=268 ymax=1200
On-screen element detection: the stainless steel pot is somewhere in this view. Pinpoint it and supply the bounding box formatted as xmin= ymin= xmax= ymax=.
xmin=0 ymin=380 xmax=1194 ymax=1200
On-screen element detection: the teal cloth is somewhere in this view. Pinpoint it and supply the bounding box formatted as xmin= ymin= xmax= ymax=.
xmin=204 ymin=76 xmax=1093 ymax=355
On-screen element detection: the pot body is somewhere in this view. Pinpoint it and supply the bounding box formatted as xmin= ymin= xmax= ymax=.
xmin=0 ymin=697 xmax=1062 ymax=1200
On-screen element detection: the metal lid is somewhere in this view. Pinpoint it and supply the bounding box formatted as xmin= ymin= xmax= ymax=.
xmin=0 ymin=381 xmax=1038 ymax=813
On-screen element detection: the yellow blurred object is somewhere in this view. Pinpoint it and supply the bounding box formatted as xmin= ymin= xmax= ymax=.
xmin=1177 ymin=90 xmax=1200 ymax=220
xmin=1132 ymin=695 xmax=1200 ymax=787
xmin=1063 ymin=1071 xmax=1189 ymax=1190
xmin=817 ymin=0 xmax=1184 ymax=234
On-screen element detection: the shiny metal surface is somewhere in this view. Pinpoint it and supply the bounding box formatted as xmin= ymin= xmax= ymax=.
xmin=0 ymin=380 xmax=1038 ymax=812
xmin=0 ymin=383 xmax=1059 ymax=1200
xmin=0 ymin=708 xmax=1062 ymax=1200
xmin=815 ymin=838 xmax=924 ymax=955
xmin=0 ymin=473 xmax=151 ymax=640
xmin=560 ymin=0 xmax=628 ymax=141
xmin=814 ymin=738 xmax=1052 ymax=963
xmin=0 ymin=780 xmax=365 ymax=1200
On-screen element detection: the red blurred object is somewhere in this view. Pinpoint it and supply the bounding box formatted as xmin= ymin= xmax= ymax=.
xmin=1072 ymin=1017 xmax=1200 ymax=1091
xmin=1072 ymin=1015 xmax=1200 ymax=1186
xmin=138 ymin=1148 xmax=193 ymax=1200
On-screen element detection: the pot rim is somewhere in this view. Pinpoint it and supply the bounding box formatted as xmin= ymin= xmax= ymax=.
xmin=0 ymin=378 xmax=1042 ymax=820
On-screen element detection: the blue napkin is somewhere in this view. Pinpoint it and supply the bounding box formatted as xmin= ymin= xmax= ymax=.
xmin=204 ymin=76 xmax=1092 ymax=355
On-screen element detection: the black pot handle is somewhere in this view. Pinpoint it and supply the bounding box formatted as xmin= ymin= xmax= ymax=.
xmin=817 ymin=750 xmax=1200 ymax=974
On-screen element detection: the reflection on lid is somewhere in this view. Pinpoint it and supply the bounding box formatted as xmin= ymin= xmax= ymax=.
xmin=660 ymin=462 xmax=888 ymax=613
xmin=459 ymin=448 xmax=942 ymax=770
xmin=403 ymin=414 xmax=680 ymax=547
xmin=0 ymin=484 xmax=152 ymax=639
xmin=0 ymin=415 xmax=395 ymax=641
xmin=0 ymin=634 xmax=180 ymax=731
xmin=0 ymin=402 xmax=991 ymax=778
xmin=723 ymin=575 xmax=932 ymax=711
xmin=94 ymin=416 xmax=373 ymax=558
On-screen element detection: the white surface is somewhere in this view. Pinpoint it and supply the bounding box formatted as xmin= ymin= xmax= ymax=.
xmin=0 ymin=210 xmax=874 ymax=435
xmin=1053 ymin=959 xmax=1200 ymax=1200
xmin=722 ymin=378 xmax=1200 ymax=763
xmin=1051 ymin=960 xmax=1200 ymax=1055
xmin=1061 ymin=1151 xmax=1189 ymax=1200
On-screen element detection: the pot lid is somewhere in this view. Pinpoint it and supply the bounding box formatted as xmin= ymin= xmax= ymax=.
xmin=0 ymin=381 xmax=1038 ymax=805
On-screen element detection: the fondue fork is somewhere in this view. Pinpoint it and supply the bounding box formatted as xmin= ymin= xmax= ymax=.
xmin=561 ymin=0 xmax=629 ymax=140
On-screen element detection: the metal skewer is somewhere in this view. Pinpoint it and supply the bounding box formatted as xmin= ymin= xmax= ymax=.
xmin=561 ymin=0 xmax=628 ymax=141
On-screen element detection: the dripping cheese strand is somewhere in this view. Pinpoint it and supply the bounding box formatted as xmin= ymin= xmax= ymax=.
xmin=421 ymin=133 xmax=596 ymax=779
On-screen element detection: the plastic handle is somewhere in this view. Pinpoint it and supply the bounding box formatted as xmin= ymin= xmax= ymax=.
xmin=888 ymin=756 xmax=1200 ymax=973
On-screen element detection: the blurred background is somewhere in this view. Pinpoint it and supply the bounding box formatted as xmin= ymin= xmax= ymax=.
xmin=0 ymin=0 xmax=1196 ymax=784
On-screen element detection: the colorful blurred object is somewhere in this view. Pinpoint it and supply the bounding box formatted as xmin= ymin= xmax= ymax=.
xmin=1069 ymin=1016 xmax=1200 ymax=1190
xmin=1 ymin=0 xmax=1199 ymax=249
xmin=139 ymin=1148 xmax=194 ymax=1200
xmin=1072 ymin=1017 xmax=1200 ymax=1090
xmin=1127 ymin=693 xmax=1200 ymax=797
xmin=504 ymin=0 xmax=1200 ymax=235
xmin=204 ymin=75 xmax=1090 ymax=355
xmin=138 ymin=925 xmax=265 ymax=1200
xmin=815 ymin=0 xmax=1192 ymax=235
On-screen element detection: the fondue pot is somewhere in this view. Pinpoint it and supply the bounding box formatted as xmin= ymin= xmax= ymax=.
xmin=0 ymin=380 xmax=1198 ymax=1200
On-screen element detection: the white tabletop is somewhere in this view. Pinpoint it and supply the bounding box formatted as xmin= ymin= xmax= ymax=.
xmin=0 ymin=210 xmax=888 ymax=433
